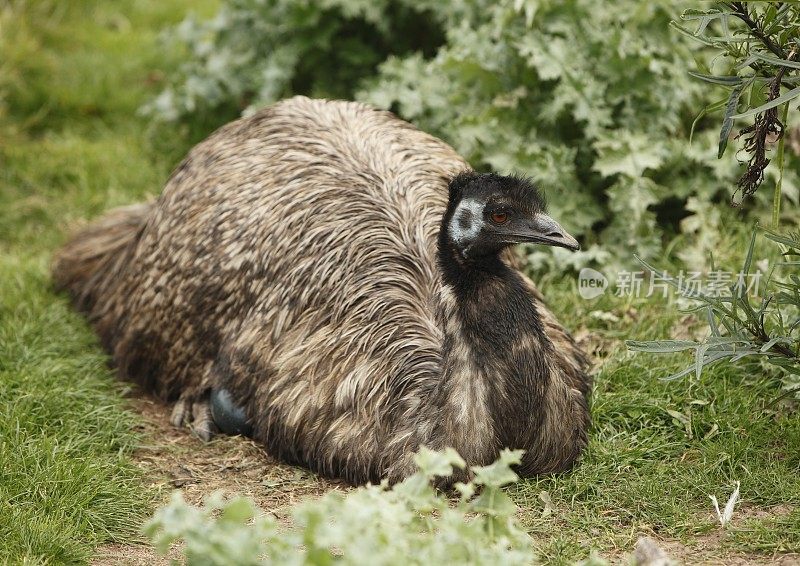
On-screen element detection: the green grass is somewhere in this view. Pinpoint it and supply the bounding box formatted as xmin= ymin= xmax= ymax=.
xmin=513 ymin=279 xmax=800 ymax=562
xmin=0 ymin=0 xmax=217 ymax=562
xmin=0 ymin=255 xmax=146 ymax=563
xmin=1 ymin=0 xmax=798 ymax=563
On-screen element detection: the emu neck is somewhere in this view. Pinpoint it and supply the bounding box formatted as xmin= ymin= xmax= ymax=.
xmin=432 ymin=230 xmax=551 ymax=464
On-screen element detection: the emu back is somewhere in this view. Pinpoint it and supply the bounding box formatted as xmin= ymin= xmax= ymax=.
xmin=53 ymin=97 xmax=590 ymax=484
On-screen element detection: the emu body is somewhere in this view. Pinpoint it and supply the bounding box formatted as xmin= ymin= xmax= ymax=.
xmin=53 ymin=97 xmax=590 ymax=484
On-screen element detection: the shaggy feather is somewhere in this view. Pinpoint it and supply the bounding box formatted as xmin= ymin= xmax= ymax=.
xmin=52 ymin=97 xmax=591 ymax=484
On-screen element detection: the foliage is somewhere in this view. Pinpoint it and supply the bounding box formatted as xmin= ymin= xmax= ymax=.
xmin=139 ymin=0 xmax=442 ymax=130
xmin=628 ymin=227 xmax=800 ymax=385
xmin=144 ymin=0 xmax=800 ymax=271
xmin=674 ymin=2 xmax=800 ymax=223
xmin=627 ymin=4 xmax=800 ymax=386
xmin=360 ymin=0 xmax=727 ymax=271
xmin=145 ymin=448 xmax=537 ymax=565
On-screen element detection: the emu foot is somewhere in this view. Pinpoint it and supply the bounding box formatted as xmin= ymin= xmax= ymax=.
xmin=210 ymin=388 xmax=253 ymax=437
xmin=170 ymin=392 xmax=219 ymax=442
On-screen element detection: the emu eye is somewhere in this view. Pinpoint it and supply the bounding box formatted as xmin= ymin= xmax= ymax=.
xmin=490 ymin=211 xmax=509 ymax=224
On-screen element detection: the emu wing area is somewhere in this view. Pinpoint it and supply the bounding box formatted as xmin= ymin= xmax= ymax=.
xmin=95 ymin=98 xmax=468 ymax=480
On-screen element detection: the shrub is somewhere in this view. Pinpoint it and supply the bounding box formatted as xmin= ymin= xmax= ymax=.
xmin=627 ymin=4 xmax=800 ymax=387
xmin=144 ymin=448 xmax=537 ymax=565
xmin=674 ymin=2 xmax=800 ymax=224
xmin=143 ymin=0 xmax=800 ymax=270
xmin=628 ymin=227 xmax=800 ymax=387
xmin=140 ymin=0 xmax=442 ymax=127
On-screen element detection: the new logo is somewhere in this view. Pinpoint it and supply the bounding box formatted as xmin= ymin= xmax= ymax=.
xmin=578 ymin=268 xmax=608 ymax=299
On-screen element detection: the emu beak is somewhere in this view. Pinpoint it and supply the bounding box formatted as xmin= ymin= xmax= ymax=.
xmin=518 ymin=213 xmax=580 ymax=251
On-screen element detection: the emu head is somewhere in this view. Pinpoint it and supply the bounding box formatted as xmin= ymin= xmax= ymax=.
xmin=444 ymin=172 xmax=580 ymax=260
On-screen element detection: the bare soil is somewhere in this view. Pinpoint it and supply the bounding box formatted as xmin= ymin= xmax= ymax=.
xmin=92 ymin=392 xmax=345 ymax=565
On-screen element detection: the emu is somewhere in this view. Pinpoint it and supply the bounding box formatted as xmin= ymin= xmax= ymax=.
xmin=53 ymin=96 xmax=591 ymax=485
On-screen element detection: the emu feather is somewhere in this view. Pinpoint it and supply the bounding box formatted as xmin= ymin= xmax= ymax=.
xmin=52 ymin=97 xmax=591 ymax=484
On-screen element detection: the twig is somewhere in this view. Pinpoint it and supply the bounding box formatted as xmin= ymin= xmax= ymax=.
xmin=733 ymin=70 xmax=785 ymax=203
xmin=733 ymin=46 xmax=797 ymax=203
xmin=728 ymin=2 xmax=787 ymax=59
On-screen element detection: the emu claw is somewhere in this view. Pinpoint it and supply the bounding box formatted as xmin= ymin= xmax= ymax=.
xmin=169 ymin=394 xmax=218 ymax=442
xmin=169 ymin=398 xmax=190 ymax=428
xmin=191 ymin=400 xmax=217 ymax=442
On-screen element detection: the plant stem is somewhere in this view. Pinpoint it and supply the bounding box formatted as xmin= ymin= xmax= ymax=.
xmin=773 ymin=102 xmax=789 ymax=227
xmin=728 ymin=2 xmax=787 ymax=60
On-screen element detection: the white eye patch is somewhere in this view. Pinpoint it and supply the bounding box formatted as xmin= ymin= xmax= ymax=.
xmin=448 ymin=198 xmax=485 ymax=245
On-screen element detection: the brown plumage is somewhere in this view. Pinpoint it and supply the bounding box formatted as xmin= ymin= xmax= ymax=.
xmin=53 ymin=96 xmax=591 ymax=485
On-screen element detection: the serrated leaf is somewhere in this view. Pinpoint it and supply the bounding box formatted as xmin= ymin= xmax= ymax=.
xmin=470 ymin=489 xmax=518 ymax=516
xmin=220 ymin=497 xmax=255 ymax=524
xmin=471 ymin=449 xmax=522 ymax=488
xmin=593 ymin=134 xmax=665 ymax=178
xmin=455 ymin=481 xmax=475 ymax=501
xmin=414 ymin=446 xmax=466 ymax=478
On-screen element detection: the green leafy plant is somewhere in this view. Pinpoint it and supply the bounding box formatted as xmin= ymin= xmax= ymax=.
xmin=627 ymin=227 xmax=800 ymax=385
xmin=675 ymin=2 xmax=800 ymax=225
xmin=140 ymin=0 xmax=442 ymax=127
xmin=145 ymin=0 xmax=800 ymax=271
xmin=627 ymin=4 xmax=800 ymax=387
xmin=144 ymin=448 xmax=537 ymax=565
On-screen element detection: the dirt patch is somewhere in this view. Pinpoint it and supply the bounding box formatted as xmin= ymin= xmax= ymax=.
xmin=93 ymin=542 xmax=173 ymax=566
xmin=598 ymin=509 xmax=799 ymax=566
xmin=648 ymin=536 xmax=800 ymax=566
xmin=92 ymin=391 xmax=346 ymax=565
xmin=129 ymin=394 xmax=345 ymax=509
xmin=589 ymin=529 xmax=800 ymax=566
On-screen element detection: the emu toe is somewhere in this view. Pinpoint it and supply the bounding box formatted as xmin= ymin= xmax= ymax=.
xmin=169 ymin=398 xmax=191 ymax=428
xmin=169 ymin=393 xmax=219 ymax=442
xmin=191 ymin=400 xmax=218 ymax=442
